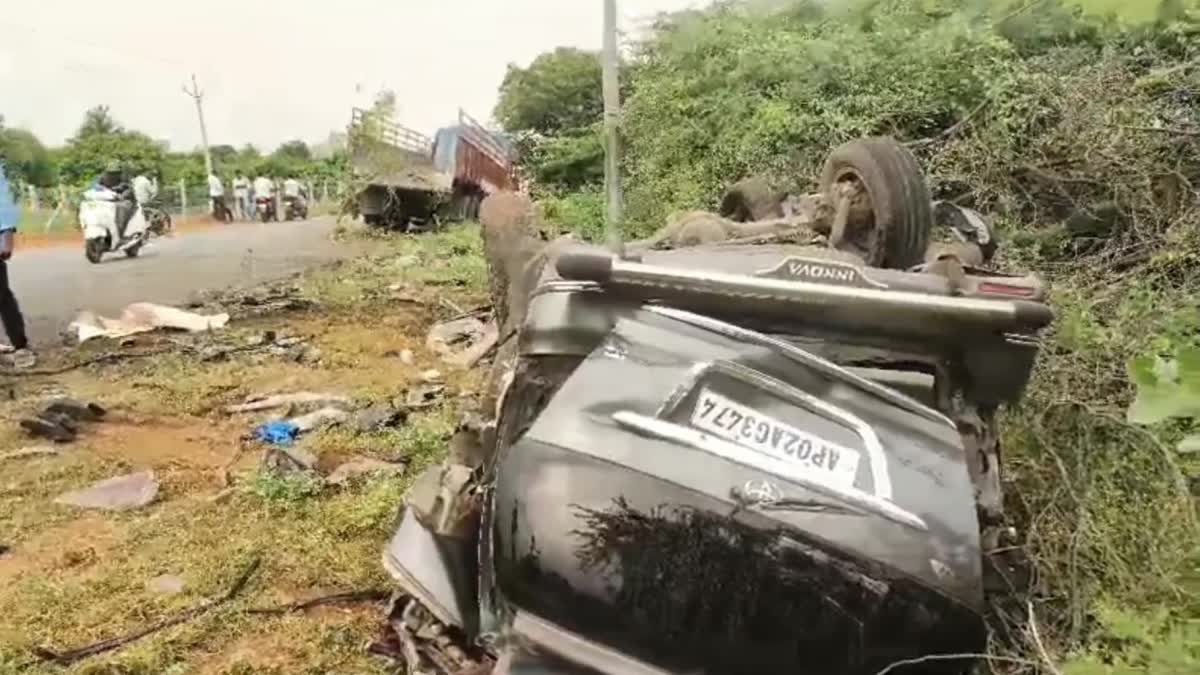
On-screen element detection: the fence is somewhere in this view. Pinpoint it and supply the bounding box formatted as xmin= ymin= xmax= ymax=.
xmin=18 ymin=179 xmax=344 ymax=232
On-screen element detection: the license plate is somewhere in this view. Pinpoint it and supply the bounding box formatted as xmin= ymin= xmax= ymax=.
xmin=690 ymin=388 xmax=861 ymax=488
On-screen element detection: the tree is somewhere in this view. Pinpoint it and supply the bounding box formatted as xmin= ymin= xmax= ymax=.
xmin=273 ymin=140 xmax=311 ymax=162
xmin=495 ymin=48 xmax=603 ymax=136
xmin=210 ymin=144 xmax=238 ymax=167
xmin=0 ymin=126 xmax=55 ymax=187
xmin=76 ymin=105 xmax=120 ymax=139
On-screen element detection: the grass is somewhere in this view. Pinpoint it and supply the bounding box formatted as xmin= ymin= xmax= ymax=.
xmin=0 ymin=223 xmax=486 ymax=674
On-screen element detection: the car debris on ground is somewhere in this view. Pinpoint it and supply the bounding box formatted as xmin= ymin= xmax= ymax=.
xmin=426 ymin=311 xmax=499 ymax=368
xmin=327 ymin=457 xmax=407 ymax=487
xmin=68 ymin=303 xmax=230 ymax=344
xmin=54 ymin=471 xmax=159 ymax=511
xmin=20 ymin=397 xmax=107 ymax=443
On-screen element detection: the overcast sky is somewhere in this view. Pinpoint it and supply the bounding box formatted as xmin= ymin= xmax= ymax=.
xmin=1 ymin=0 xmax=705 ymax=152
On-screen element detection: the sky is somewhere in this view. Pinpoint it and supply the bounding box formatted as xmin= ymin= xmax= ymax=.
xmin=1 ymin=0 xmax=706 ymax=153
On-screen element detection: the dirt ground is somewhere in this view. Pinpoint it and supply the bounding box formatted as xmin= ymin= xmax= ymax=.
xmin=0 ymin=225 xmax=488 ymax=674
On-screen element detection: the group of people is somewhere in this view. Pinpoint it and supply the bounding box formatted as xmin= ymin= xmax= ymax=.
xmin=207 ymin=173 xmax=308 ymax=222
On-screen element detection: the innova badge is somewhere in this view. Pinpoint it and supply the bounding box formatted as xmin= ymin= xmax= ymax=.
xmin=757 ymin=257 xmax=887 ymax=289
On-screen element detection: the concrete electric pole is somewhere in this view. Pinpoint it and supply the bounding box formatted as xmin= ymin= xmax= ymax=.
xmin=601 ymin=0 xmax=625 ymax=257
xmin=182 ymin=74 xmax=214 ymax=177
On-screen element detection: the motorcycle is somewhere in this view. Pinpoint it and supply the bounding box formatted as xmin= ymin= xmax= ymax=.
xmin=255 ymin=196 xmax=277 ymax=223
xmin=379 ymin=138 xmax=1055 ymax=674
xmin=78 ymin=186 xmax=150 ymax=264
xmin=283 ymin=195 xmax=308 ymax=221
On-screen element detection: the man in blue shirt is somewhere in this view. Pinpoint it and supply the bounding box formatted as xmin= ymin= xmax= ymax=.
xmin=0 ymin=163 xmax=35 ymax=368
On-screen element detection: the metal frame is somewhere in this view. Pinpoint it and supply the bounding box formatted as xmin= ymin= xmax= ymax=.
xmin=646 ymin=305 xmax=956 ymax=427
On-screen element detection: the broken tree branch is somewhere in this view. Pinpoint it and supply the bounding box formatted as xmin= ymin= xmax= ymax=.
xmin=874 ymin=653 xmax=1040 ymax=675
xmin=0 ymin=348 xmax=174 ymax=378
xmin=246 ymin=589 xmax=390 ymax=615
xmin=1118 ymin=124 xmax=1200 ymax=137
xmin=907 ymin=98 xmax=991 ymax=148
xmin=32 ymin=557 xmax=261 ymax=665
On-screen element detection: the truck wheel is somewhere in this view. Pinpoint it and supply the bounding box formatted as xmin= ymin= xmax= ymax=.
xmin=85 ymin=239 xmax=105 ymax=264
xmin=820 ymin=137 xmax=932 ymax=269
xmin=719 ymin=177 xmax=784 ymax=222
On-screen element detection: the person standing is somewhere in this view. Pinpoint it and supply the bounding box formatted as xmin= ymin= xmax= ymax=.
xmin=232 ymin=174 xmax=250 ymax=221
xmin=0 ymin=163 xmax=35 ymax=368
xmin=253 ymin=174 xmax=275 ymax=221
xmin=208 ymin=172 xmax=231 ymax=222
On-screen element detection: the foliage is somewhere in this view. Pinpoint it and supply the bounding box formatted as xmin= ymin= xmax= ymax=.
xmin=57 ymin=125 xmax=167 ymax=185
xmin=1128 ymin=349 xmax=1200 ymax=452
xmin=75 ymin=104 xmax=119 ymax=138
xmin=0 ymin=125 xmax=54 ymax=187
xmin=507 ymin=0 xmax=1200 ymax=668
xmin=495 ymin=47 xmax=603 ymax=137
xmin=249 ymin=469 xmax=325 ymax=506
xmin=274 ymin=139 xmax=312 ymax=162
xmin=1062 ymin=603 xmax=1199 ymax=673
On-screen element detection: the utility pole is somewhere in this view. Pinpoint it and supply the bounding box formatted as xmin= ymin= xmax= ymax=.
xmin=182 ymin=74 xmax=213 ymax=177
xmin=601 ymin=0 xmax=625 ymax=257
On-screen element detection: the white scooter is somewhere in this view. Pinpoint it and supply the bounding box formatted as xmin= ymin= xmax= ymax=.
xmin=79 ymin=186 xmax=150 ymax=264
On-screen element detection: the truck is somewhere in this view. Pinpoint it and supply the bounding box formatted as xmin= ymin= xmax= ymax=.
xmin=348 ymin=108 xmax=517 ymax=230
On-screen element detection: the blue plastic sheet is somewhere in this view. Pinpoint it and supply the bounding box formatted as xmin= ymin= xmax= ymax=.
xmin=254 ymin=420 xmax=300 ymax=446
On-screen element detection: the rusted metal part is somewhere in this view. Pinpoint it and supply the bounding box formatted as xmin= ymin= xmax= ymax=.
xmin=370 ymin=594 xmax=493 ymax=675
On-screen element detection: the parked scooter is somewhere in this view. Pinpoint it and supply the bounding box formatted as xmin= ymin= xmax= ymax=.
xmin=255 ymin=196 xmax=277 ymax=223
xmin=78 ymin=186 xmax=150 ymax=264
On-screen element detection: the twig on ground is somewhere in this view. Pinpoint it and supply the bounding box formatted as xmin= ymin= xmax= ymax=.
xmin=0 ymin=348 xmax=174 ymax=378
xmin=1118 ymin=125 xmax=1200 ymax=137
xmin=907 ymin=98 xmax=991 ymax=148
xmin=246 ymin=589 xmax=390 ymax=615
xmin=439 ymin=297 xmax=466 ymax=316
xmin=1028 ymin=602 xmax=1064 ymax=675
xmin=874 ymin=653 xmax=1039 ymax=675
xmin=32 ymin=557 xmax=261 ymax=665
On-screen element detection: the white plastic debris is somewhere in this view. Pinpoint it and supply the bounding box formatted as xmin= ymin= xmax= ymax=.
xmin=69 ymin=303 xmax=230 ymax=344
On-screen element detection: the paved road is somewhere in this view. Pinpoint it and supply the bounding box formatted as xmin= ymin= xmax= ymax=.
xmin=8 ymin=218 xmax=354 ymax=346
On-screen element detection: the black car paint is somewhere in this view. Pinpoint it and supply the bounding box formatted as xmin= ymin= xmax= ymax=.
xmin=489 ymin=308 xmax=986 ymax=674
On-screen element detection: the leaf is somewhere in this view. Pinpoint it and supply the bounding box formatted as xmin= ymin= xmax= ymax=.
xmin=1129 ymin=354 xmax=1160 ymax=387
xmin=1127 ymin=379 xmax=1186 ymax=425
xmin=1177 ymin=434 xmax=1200 ymax=454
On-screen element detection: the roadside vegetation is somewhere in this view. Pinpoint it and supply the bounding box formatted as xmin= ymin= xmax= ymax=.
xmin=0 ymin=225 xmax=485 ymax=674
xmin=495 ymin=0 xmax=1200 ymax=671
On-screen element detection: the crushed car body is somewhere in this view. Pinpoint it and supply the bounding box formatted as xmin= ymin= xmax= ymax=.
xmin=379 ymin=137 xmax=1054 ymax=675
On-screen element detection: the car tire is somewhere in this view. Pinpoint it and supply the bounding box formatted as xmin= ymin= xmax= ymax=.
xmin=84 ymin=239 xmax=105 ymax=264
xmin=719 ymin=176 xmax=784 ymax=222
xmin=820 ymin=137 xmax=932 ymax=269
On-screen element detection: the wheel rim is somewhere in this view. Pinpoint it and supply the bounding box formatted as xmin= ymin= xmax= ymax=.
xmin=829 ymin=169 xmax=881 ymax=262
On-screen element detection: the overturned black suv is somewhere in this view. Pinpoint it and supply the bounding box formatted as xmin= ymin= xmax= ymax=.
xmin=378 ymin=138 xmax=1053 ymax=675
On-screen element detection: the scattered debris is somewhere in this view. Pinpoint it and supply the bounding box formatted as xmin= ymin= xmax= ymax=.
xmin=0 ymin=445 xmax=59 ymax=461
xmin=290 ymin=407 xmax=350 ymax=433
xmin=20 ymin=397 xmax=109 ymax=443
xmin=354 ymin=403 xmax=407 ymax=433
xmin=254 ymin=420 xmax=300 ymax=446
xmin=398 ymin=349 xmax=415 ymax=365
xmin=402 ymin=383 xmax=446 ymax=409
xmin=20 ymin=415 xmax=77 ymax=442
xmin=370 ymin=594 xmax=491 ymax=674
xmin=146 ymin=574 xmax=186 ymax=596
xmin=55 ymin=471 xmax=159 ymax=511
xmin=33 ymin=557 xmax=261 ymax=666
xmin=46 ymin=398 xmax=107 ymax=421
xmin=420 ymin=369 xmax=444 ymax=384
xmin=266 ymin=445 xmax=319 ymax=472
xmin=327 ymin=457 xmax=407 ymax=487
xmin=68 ymin=303 xmax=230 ymax=344
xmin=226 ymin=392 xmax=351 ymax=415
xmin=426 ymin=313 xmax=499 ymax=368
